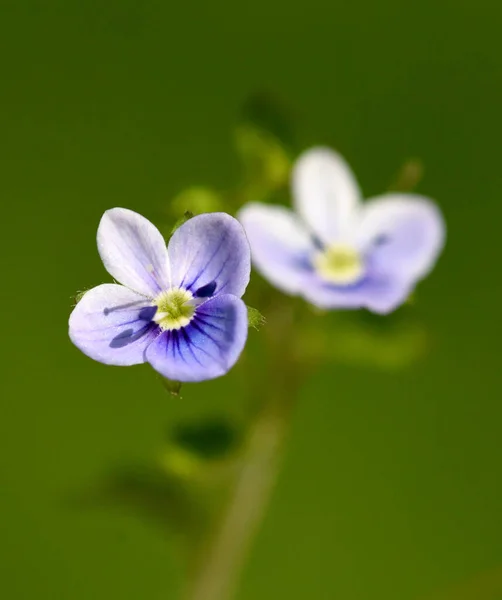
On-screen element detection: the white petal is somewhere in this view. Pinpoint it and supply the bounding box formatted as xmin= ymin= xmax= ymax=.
xmin=238 ymin=202 xmax=314 ymax=295
xmin=97 ymin=208 xmax=171 ymax=297
xmin=292 ymin=147 xmax=361 ymax=243
xmin=357 ymin=194 xmax=445 ymax=281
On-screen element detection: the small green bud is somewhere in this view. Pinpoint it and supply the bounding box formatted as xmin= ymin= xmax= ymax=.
xmin=73 ymin=289 xmax=89 ymax=306
xmin=170 ymin=187 xmax=223 ymax=218
xmin=161 ymin=377 xmax=182 ymax=397
xmin=388 ymin=158 xmax=424 ymax=192
xmin=170 ymin=210 xmax=194 ymax=237
xmin=247 ymin=305 xmax=266 ymax=330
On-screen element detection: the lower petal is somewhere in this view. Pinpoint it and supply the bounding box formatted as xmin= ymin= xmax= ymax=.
xmin=69 ymin=284 xmax=157 ymax=365
xmin=303 ymin=272 xmax=412 ymax=314
xmin=238 ymin=202 xmax=315 ymax=295
xmin=145 ymin=294 xmax=248 ymax=382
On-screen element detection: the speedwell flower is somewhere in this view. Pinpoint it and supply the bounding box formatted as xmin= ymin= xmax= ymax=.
xmin=239 ymin=147 xmax=445 ymax=313
xmin=69 ymin=209 xmax=250 ymax=382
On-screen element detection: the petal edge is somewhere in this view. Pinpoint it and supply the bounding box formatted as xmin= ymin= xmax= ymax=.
xmin=357 ymin=194 xmax=445 ymax=282
xmin=69 ymin=284 xmax=157 ymax=366
xmin=238 ymin=202 xmax=314 ymax=295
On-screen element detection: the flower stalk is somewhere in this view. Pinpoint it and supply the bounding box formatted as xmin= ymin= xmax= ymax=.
xmin=181 ymin=303 xmax=307 ymax=600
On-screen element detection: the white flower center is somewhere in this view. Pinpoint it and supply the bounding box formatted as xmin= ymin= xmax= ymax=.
xmin=313 ymin=244 xmax=364 ymax=285
xmin=153 ymin=288 xmax=195 ymax=331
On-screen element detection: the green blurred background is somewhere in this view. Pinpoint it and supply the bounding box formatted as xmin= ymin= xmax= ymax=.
xmin=2 ymin=1 xmax=502 ymax=599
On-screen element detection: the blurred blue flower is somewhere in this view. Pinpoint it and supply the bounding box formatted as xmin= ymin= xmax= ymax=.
xmin=69 ymin=208 xmax=250 ymax=382
xmin=239 ymin=147 xmax=445 ymax=313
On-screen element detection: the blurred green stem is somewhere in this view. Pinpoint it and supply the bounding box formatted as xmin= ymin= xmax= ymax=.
xmin=181 ymin=304 xmax=304 ymax=600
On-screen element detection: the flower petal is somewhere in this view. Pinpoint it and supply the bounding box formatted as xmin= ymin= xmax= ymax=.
xmin=168 ymin=213 xmax=250 ymax=298
xmin=69 ymin=284 xmax=158 ymax=365
xmin=97 ymin=208 xmax=171 ymax=297
xmin=303 ymin=273 xmax=413 ymax=314
xmin=238 ymin=202 xmax=315 ymax=295
xmin=145 ymin=294 xmax=248 ymax=382
xmin=292 ymin=147 xmax=361 ymax=243
xmin=356 ymin=194 xmax=445 ymax=281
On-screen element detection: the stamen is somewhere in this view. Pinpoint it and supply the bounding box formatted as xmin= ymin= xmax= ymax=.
xmin=152 ymin=288 xmax=195 ymax=331
xmin=313 ymin=244 xmax=364 ymax=285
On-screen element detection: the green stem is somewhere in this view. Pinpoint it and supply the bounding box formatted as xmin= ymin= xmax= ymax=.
xmin=181 ymin=304 xmax=303 ymax=600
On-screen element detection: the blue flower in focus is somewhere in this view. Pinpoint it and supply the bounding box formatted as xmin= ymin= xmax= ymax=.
xmin=69 ymin=209 xmax=250 ymax=382
xmin=239 ymin=148 xmax=445 ymax=314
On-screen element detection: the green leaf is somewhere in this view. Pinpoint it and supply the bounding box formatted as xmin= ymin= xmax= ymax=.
xmin=247 ymin=305 xmax=266 ymax=330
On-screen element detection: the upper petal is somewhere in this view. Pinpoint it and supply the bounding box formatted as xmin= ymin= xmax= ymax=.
xmin=97 ymin=208 xmax=171 ymax=297
xmin=69 ymin=284 xmax=158 ymax=365
xmin=238 ymin=202 xmax=314 ymax=295
xmin=145 ymin=294 xmax=248 ymax=382
xmin=356 ymin=194 xmax=445 ymax=281
xmin=292 ymin=147 xmax=361 ymax=243
xmin=168 ymin=213 xmax=250 ymax=298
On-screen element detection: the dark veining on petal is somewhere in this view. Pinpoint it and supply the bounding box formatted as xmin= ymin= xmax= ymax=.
xmin=98 ymin=317 xmax=149 ymax=332
xmin=103 ymin=300 xmax=146 ymax=316
xmin=181 ymin=328 xmax=203 ymax=366
xmin=194 ymin=315 xmax=227 ymax=335
xmin=190 ymin=320 xmax=224 ymax=350
xmin=173 ymin=330 xmax=188 ymax=365
xmin=185 ymin=232 xmax=229 ymax=291
xmin=311 ymin=234 xmax=325 ymax=251
xmin=195 ymin=310 xmax=226 ymax=321
xmin=194 ymin=280 xmax=217 ymax=298
xmin=138 ymin=305 xmax=158 ymax=320
xmin=169 ymin=331 xmax=177 ymax=362
xmin=373 ymin=234 xmax=390 ymax=246
xmin=183 ymin=329 xmax=224 ymax=367
xmin=297 ymin=252 xmax=317 ymax=273
xmin=157 ymin=331 xmax=171 ymax=361
xmin=109 ymin=324 xmax=152 ymax=348
xmin=209 ymin=253 xmax=234 ymax=294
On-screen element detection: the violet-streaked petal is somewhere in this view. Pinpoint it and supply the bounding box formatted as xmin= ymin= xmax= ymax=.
xmin=238 ymin=202 xmax=315 ymax=295
xmin=303 ymin=272 xmax=413 ymax=314
xmin=292 ymin=147 xmax=361 ymax=244
xmin=69 ymin=284 xmax=158 ymax=365
xmin=356 ymin=194 xmax=445 ymax=281
xmin=145 ymin=294 xmax=248 ymax=382
xmin=168 ymin=213 xmax=250 ymax=298
xmin=97 ymin=208 xmax=171 ymax=297
xmin=194 ymin=280 xmax=217 ymax=298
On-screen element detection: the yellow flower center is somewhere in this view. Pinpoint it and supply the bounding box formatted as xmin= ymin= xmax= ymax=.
xmin=313 ymin=244 xmax=364 ymax=285
xmin=153 ymin=288 xmax=195 ymax=331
